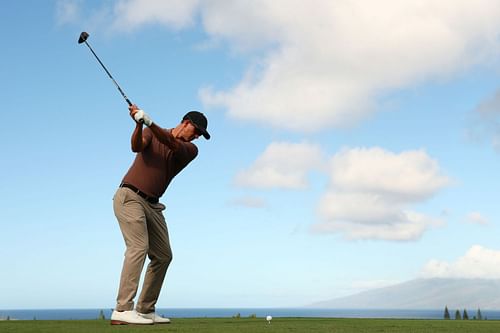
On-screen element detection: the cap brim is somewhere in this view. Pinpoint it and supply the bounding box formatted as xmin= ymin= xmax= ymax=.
xmin=201 ymin=129 xmax=210 ymax=140
xmin=195 ymin=126 xmax=210 ymax=140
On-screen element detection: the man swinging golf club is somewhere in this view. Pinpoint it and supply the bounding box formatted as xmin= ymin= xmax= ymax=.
xmin=110 ymin=105 xmax=210 ymax=325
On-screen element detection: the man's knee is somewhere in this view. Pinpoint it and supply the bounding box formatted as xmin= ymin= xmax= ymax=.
xmin=160 ymin=251 xmax=173 ymax=265
xmin=150 ymin=250 xmax=172 ymax=265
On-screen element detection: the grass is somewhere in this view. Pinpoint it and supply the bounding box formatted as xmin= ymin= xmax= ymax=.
xmin=2 ymin=317 xmax=500 ymax=333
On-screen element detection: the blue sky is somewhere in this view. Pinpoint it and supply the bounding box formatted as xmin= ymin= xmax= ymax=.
xmin=1 ymin=0 xmax=500 ymax=309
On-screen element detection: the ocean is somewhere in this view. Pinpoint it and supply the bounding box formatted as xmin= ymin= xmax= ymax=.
xmin=1 ymin=308 xmax=499 ymax=320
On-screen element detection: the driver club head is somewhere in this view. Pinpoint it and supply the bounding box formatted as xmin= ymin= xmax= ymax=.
xmin=78 ymin=31 xmax=89 ymax=44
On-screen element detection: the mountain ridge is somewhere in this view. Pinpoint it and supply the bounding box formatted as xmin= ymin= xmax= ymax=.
xmin=309 ymin=278 xmax=500 ymax=309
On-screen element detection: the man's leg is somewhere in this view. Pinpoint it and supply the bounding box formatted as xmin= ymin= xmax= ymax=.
xmin=136 ymin=202 xmax=172 ymax=314
xmin=113 ymin=188 xmax=149 ymax=311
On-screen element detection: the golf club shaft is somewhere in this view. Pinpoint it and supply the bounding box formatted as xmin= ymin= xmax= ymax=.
xmin=83 ymin=41 xmax=132 ymax=106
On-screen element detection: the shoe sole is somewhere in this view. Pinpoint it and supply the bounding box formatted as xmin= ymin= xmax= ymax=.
xmin=110 ymin=320 xmax=154 ymax=325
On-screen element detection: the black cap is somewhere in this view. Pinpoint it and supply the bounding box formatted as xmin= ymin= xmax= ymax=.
xmin=183 ymin=111 xmax=210 ymax=140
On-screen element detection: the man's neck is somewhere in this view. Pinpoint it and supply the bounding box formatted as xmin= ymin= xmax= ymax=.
xmin=171 ymin=126 xmax=181 ymax=139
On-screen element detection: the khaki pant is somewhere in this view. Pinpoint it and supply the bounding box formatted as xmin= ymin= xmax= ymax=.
xmin=113 ymin=187 xmax=172 ymax=313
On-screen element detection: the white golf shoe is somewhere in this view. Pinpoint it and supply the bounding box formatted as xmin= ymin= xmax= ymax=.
xmin=138 ymin=311 xmax=171 ymax=324
xmin=110 ymin=310 xmax=154 ymax=325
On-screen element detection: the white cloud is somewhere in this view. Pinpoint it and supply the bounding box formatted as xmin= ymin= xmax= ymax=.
xmin=111 ymin=0 xmax=200 ymax=31
xmin=329 ymin=148 xmax=450 ymax=201
xmin=421 ymin=245 xmax=500 ymax=279
xmin=55 ymin=0 xmax=81 ymax=25
xmin=234 ymin=142 xmax=324 ymax=189
xmin=314 ymin=147 xmax=449 ymax=241
xmin=236 ymin=145 xmax=448 ymax=240
xmin=199 ymin=0 xmax=500 ymax=131
xmin=313 ymin=210 xmax=443 ymax=241
xmin=465 ymin=211 xmax=489 ymax=225
xmin=80 ymin=1 xmax=500 ymax=132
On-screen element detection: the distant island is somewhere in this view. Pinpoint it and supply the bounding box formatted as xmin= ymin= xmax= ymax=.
xmin=309 ymin=278 xmax=500 ymax=309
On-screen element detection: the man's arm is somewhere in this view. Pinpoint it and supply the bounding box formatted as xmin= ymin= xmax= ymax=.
xmin=147 ymin=123 xmax=181 ymax=151
xmin=129 ymin=105 xmax=150 ymax=152
xmin=132 ymin=107 xmax=182 ymax=151
xmin=130 ymin=122 xmax=148 ymax=152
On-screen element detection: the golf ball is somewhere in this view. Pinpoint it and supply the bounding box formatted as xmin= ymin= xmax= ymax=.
xmin=266 ymin=315 xmax=272 ymax=321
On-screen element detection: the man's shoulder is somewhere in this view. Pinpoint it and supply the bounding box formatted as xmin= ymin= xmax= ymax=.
xmin=180 ymin=141 xmax=198 ymax=158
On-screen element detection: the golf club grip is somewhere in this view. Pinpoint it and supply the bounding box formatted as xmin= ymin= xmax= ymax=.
xmin=126 ymin=99 xmax=143 ymax=123
xmin=126 ymin=100 xmax=144 ymax=123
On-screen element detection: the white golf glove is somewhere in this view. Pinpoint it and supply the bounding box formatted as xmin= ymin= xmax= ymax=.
xmin=133 ymin=109 xmax=153 ymax=127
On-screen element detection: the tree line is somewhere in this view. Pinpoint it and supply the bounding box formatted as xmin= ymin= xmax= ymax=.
xmin=443 ymin=306 xmax=486 ymax=320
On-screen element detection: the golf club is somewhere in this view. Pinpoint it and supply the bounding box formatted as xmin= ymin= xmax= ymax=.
xmin=78 ymin=31 xmax=132 ymax=107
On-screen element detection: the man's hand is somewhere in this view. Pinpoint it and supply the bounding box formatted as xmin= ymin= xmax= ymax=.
xmin=129 ymin=104 xmax=153 ymax=127
xmin=129 ymin=104 xmax=141 ymax=122
xmin=133 ymin=110 xmax=153 ymax=127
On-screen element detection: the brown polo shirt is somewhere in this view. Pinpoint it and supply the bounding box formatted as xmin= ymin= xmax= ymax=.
xmin=121 ymin=128 xmax=198 ymax=198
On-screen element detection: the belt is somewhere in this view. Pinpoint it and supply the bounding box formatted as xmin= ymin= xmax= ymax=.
xmin=119 ymin=183 xmax=159 ymax=204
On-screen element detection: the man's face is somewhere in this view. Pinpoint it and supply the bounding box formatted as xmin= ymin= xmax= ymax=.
xmin=178 ymin=121 xmax=201 ymax=142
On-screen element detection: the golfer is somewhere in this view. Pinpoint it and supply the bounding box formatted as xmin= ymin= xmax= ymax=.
xmin=110 ymin=105 xmax=210 ymax=325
